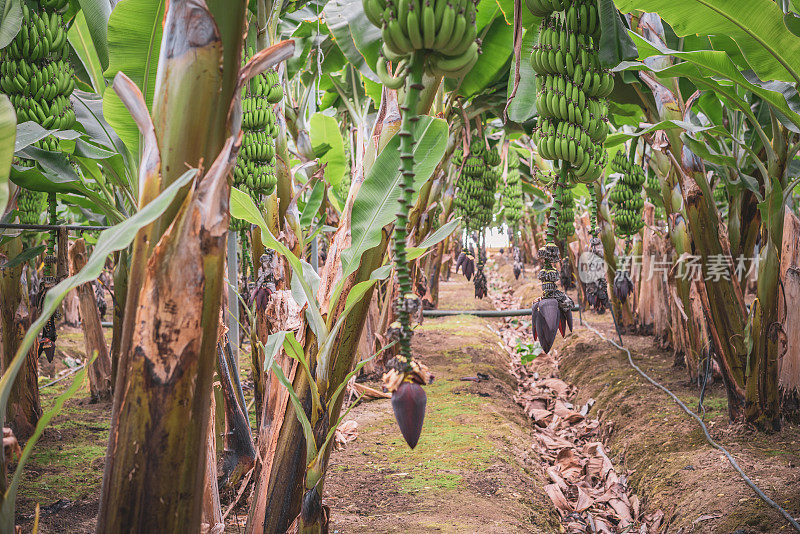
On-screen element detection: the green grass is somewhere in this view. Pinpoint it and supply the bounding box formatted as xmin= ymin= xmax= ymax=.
xmin=358 ymin=377 xmax=502 ymax=494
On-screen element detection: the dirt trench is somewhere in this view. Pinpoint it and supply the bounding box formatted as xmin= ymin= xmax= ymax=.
xmin=490 ymin=254 xmax=800 ymax=533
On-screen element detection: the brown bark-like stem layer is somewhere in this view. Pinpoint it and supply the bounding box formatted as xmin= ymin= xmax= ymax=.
xmin=69 ymin=239 xmax=113 ymax=401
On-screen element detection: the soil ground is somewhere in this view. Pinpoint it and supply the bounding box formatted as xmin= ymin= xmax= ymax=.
xmin=12 ymin=254 xmax=800 ymax=533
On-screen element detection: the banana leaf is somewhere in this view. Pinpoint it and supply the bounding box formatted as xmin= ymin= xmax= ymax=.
xmin=615 ymin=0 xmax=800 ymax=85
xmin=0 ymin=95 xmax=13 ymax=214
xmin=102 ymin=0 xmax=166 ymax=160
xmin=340 ymin=115 xmax=448 ymax=282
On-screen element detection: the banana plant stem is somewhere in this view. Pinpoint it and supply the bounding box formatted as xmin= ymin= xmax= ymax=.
xmin=394 ymin=54 xmax=424 ymax=367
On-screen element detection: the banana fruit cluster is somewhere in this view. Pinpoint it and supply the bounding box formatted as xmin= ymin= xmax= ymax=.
xmin=530 ymin=0 xmax=612 ymax=184
xmin=454 ymin=139 xmax=501 ymax=231
xmin=1 ymin=3 xmax=75 ymax=132
xmin=609 ymin=151 xmax=645 ymax=236
xmin=17 ymin=187 xmax=46 ymax=225
xmin=364 ymin=0 xmax=480 ymax=83
xmin=231 ymin=63 xmax=283 ymax=231
xmin=557 ymin=184 xmax=575 ymax=239
xmin=500 ymin=149 xmax=523 ymax=230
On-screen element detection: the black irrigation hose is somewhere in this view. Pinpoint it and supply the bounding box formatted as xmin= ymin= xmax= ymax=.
xmin=582 ymin=319 xmax=800 ymax=532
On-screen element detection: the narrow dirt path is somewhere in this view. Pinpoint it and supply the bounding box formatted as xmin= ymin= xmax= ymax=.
xmin=326 ymin=277 xmax=560 ymax=533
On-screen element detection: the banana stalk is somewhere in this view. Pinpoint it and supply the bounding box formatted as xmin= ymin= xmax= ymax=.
xmin=96 ymin=1 xmax=259 ymax=531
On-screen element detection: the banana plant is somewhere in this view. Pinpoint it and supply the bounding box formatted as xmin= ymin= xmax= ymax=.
xmin=616 ymin=0 xmax=800 ymax=427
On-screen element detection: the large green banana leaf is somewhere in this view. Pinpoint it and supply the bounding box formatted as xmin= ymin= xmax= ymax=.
xmin=310 ymin=112 xmax=346 ymax=187
xmin=340 ymin=116 xmax=448 ymax=282
xmin=324 ymin=0 xmax=381 ymax=82
xmin=619 ymin=33 xmax=800 ymax=128
xmin=458 ymin=16 xmax=514 ymax=98
xmin=0 ymin=0 xmax=22 ymax=49
xmin=102 ymin=0 xmax=166 ymax=160
xmin=68 ymin=10 xmax=106 ymax=93
xmin=75 ymin=0 xmax=112 ymax=72
xmin=0 ymin=95 xmax=14 ymax=214
xmin=614 ymin=0 xmax=800 ymax=85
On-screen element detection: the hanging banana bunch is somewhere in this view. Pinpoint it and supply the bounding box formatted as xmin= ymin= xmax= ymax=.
xmin=366 ymin=0 xmax=481 ymax=87
xmin=557 ymin=184 xmax=575 ymax=240
xmin=531 ymin=0 xmax=612 ymax=185
xmin=608 ymin=147 xmax=642 ymax=304
xmin=501 ymin=149 xmax=523 ymax=236
xmin=231 ymin=52 xmax=282 ymax=232
xmin=644 ymin=167 xmax=665 ymax=221
xmin=584 ymin=189 xmax=609 ymax=313
xmin=609 ymin=150 xmax=645 ymax=237
xmin=453 ymin=134 xmax=499 ymax=299
xmin=363 ymin=0 xmax=480 ymax=449
xmin=16 ymin=188 xmax=47 ymax=225
xmin=526 ymin=0 xmax=614 ymax=353
xmin=2 ymin=0 xmax=75 ymax=224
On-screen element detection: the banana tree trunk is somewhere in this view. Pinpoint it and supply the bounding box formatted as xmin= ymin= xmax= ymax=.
xmin=110 ymin=249 xmax=127 ymax=387
xmin=69 ymin=239 xmax=113 ymax=401
xmin=97 ymin=2 xmax=249 ymax=531
xmin=679 ymin=167 xmax=748 ymax=419
xmin=649 ymin=147 xmax=702 ymax=380
xmin=0 ymin=238 xmax=41 ymax=439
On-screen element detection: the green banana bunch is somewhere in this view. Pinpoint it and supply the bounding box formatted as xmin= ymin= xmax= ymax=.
xmin=38 ymin=0 xmax=69 ymax=11
xmin=455 ymin=136 xmax=501 ymax=231
xmin=2 ymin=1 xmax=76 ymax=226
xmin=17 ymin=187 xmax=46 ymax=225
xmin=233 ymin=50 xmax=282 ymax=214
xmin=609 ymin=150 xmax=646 ymax=236
xmin=500 ymin=150 xmax=523 ymax=231
xmin=557 ymin=183 xmax=575 ymax=239
xmin=365 ymin=0 xmax=481 ymax=85
xmin=529 ymin=0 xmax=612 ymax=185
xmin=1 ymin=3 xmax=76 ymax=130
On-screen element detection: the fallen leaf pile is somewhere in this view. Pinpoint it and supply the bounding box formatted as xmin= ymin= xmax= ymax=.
xmin=486 ymin=261 xmax=665 ymax=533
xmin=334 ymin=420 xmax=359 ymax=450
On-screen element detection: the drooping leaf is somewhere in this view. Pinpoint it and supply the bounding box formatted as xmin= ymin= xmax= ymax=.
xmin=72 ymin=90 xmax=130 ymax=164
xmin=617 ymin=35 xmax=800 ymax=128
xmin=506 ymin=27 xmax=538 ymax=123
xmin=340 ymin=116 xmax=448 ymax=282
xmin=68 ymin=10 xmax=106 ymax=93
xmin=14 ymin=122 xmax=81 ymax=153
xmin=406 ymin=218 xmax=461 ymax=261
xmin=0 ymin=245 xmax=45 ymax=269
xmin=324 ymin=0 xmax=381 ymax=82
xmin=614 ymin=0 xmax=800 ymax=85
xmin=0 ymin=0 xmax=22 ymax=49
xmin=76 ymin=0 xmax=112 ymax=70
xmin=598 ymin=0 xmax=636 ymax=68
xmin=300 ymin=181 xmax=325 ymax=227
xmin=310 ymin=112 xmax=346 ymax=187
xmin=459 ymin=16 xmax=514 ymax=98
